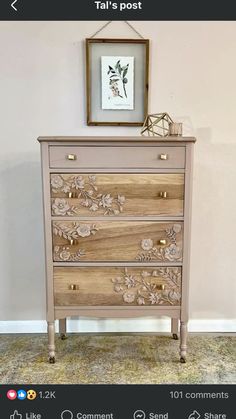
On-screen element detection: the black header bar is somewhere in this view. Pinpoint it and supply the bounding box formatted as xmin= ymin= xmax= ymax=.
xmin=1 ymin=0 xmax=236 ymax=21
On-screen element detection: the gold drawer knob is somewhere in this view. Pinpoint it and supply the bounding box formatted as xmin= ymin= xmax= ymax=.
xmin=69 ymin=284 xmax=78 ymax=291
xmin=159 ymin=191 xmax=168 ymax=198
xmin=159 ymin=153 xmax=168 ymax=160
xmin=66 ymin=154 xmax=77 ymax=161
xmin=69 ymin=239 xmax=76 ymax=246
xmin=159 ymin=239 xmax=167 ymax=245
xmin=68 ymin=192 xmax=77 ymax=198
xmin=157 ymin=284 xmax=165 ymax=290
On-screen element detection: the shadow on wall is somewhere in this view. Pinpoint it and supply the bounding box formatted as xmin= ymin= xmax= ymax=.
xmin=0 ymin=154 xmax=46 ymax=320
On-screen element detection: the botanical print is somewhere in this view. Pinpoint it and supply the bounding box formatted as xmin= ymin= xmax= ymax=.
xmin=136 ymin=224 xmax=182 ymax=262
xmin=101 ymin=56 xmax=134 ymax=110
xmin=111 ymin=268 xmax=181 ymax=306
xmin=51 ymin=174 xmax=126 ymax=216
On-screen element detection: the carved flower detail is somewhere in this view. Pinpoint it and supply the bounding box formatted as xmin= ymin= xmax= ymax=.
xmin=114 ymin=284 xmax=123 ymax=293
xmin=164 ymin=244 xmax=181 ymax=261
xmin=136 ymin=224 xmax=182 ymax=262
xmin=51 ymin=175 xmax=63 ymax=189
xmin=141 ymin=239 xmax=153 ymax=251
xmin=173 ymin=224 xmax=181 ymax=233
xmin=53 ymin=222 xmax=99 ymax=241
xmin=123 ymin=291 xmax=135 ymax=303
xmin=51 ymin=174 xmax=126 ymax=216
xmin=137 ymin=297 xmax=145 ymax=305
xmin=53 ymin=245 xmax=85 ymax=261
xmin=52 ymin=198 xmax=71 ymax=216
xmin=88 ymin=175 xmax=96 ymax=183
xmin=149 ymin=293 xmax=160 ymax=305
xmin=99 ymin=194 xmax=113 ymax=208
xmin=73 ymin=176 xmax=85 ymax=189
xmin=111 ymin=268 xmax=181 ymax=306
xmin=76 ymin=224 xmax=92 ymax=238
xmin=124 ymin=274 xmax=136 ymax=288
xmin=59 ymin=250 xmax=71 ymax=261
xmin=89 ymin=203 xmax=99 ymax=212
xmin=117 ymin=195 xmax=126 ymax=205
xmin=169 ymin=290 xmax=181 ymax=302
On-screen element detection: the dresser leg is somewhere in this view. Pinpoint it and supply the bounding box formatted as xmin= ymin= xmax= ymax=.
xmin=171 ymin=318 xmax=179 ymax=340
xmin=48 ymin=321 xmax=56 ymax=363
xmin=179 ymin=321 xmax=187 ymax=363
xmin=59 ymin=318 xmax=67 ymax=340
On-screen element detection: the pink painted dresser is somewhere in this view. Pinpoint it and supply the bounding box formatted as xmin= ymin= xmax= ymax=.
xmin=38 ymin=136 xmax=196 ymax=363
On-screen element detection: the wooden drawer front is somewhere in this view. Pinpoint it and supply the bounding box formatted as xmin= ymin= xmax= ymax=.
xmin=51 ymin=173 xmax=184 ymax=217
xmin=49 ymin=146 xmax=185 ymax=169
xmin=53 ymin=221 xmax=183 ymax=262
xmin=54 ymin=267 xmax=182 ymax=306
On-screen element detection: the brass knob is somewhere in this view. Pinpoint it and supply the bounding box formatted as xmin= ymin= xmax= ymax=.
xmin=68 ymin=192 xmax=77 ymax=198
xmin=66 ymin=154 xmax=77 ymax=161
xmin=159 ymin=153 xmax=168 ymax=160
xmin=159 ymin=191 xmax=168 ymax=198
xmin=69 ymin=239 xmax=75 ymax=246
xmin=157 ymin=284 xmax=165 ymax=290
xmin=159 ymin=239 xmax=167 ymax=245
xmin=69 ymin=284 xmax=78 ymax=291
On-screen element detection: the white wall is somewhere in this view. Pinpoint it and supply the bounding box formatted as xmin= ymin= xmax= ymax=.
xmin=0 ymin=21 xmax=235 ymax=329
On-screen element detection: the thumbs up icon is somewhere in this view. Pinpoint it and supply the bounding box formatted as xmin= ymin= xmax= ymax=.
xmin=10 ymin=410 xmax=22 ymax=419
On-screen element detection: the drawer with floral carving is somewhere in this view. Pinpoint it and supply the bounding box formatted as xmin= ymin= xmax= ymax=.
xmin=52 ymin=221 xmax=183 ymax=262
xmin=50 ymin=173 xmax=184 ymax=217
xmin=53 ymin=267 xmax=182 ymax=306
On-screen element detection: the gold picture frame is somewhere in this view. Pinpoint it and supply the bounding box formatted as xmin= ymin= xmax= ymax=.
xmin=86 ymin=38 xmax=149 ymax=126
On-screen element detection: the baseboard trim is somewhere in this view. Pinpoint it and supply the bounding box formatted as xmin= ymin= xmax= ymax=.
xmin=0 ymin=319 xmax=235 ymax=333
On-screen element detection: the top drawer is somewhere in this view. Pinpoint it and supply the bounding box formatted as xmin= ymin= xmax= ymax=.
xmin=49 ymin=146 xmax=185 ymax=169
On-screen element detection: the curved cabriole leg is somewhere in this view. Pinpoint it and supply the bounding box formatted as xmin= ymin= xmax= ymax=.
xmin=179 ymin=321 xmax=187 ymax=363
xmin=48 ymin=321 xmax=56 ymax=363
xmin=59 ymin=318 xmax=67 ymax=340
xmin=171 ymin=318 xmax=179 ymax=340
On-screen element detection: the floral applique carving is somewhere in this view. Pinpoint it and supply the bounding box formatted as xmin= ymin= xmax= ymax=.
xmin=51 ymin=174 xmax=126 ymax=216
xmin=136 ymin=224 xmax=182 ymax=262
xmin=53 ymin=246 xmax=85 ymax=262
xmin=111 ymin=268 xmax=181 ymax=306
xmin=53 ymin=222 xmax=99 ymax=262
xmin=53 ymin=222 xmax=99 ymax=241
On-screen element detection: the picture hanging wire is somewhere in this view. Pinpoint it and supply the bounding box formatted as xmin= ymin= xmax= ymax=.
xmin=90 ymin=21 xmax=145 ymax=39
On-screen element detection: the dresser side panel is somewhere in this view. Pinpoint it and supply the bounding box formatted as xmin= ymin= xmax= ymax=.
xmin=181 ymin=143 xmax=194 ymax=321
xmin=40 ymin=142 xmax=54 ymax=321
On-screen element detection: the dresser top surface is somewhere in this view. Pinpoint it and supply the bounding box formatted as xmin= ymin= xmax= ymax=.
xmin=38 ymin=136 xmax=196 ymax=144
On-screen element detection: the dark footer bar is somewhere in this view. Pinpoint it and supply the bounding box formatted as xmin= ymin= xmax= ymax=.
xmin=1 ymin=385 xmax=235 ymax=418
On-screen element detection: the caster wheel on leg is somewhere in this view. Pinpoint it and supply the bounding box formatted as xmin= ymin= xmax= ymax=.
xmin=49 ymin=356 xmax=56 ymax=364
xmin=173 ymin=333 xmax=179 ymax=340
xmin=180 ymin=357 xmax=186 ymax=364
xmin=60 ymin=334 xmax=67 ymax=340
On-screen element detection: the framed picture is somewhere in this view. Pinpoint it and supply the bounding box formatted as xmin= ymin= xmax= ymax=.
xmin=86 ymin=38 xmax=149 ymax=126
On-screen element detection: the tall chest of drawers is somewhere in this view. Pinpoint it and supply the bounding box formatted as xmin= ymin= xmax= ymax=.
xmin=38 ymin=136 xmax=196 ymax=363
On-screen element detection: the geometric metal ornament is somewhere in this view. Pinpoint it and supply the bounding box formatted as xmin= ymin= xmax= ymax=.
xmin=141 ymin=112 xmax=173 ymax=137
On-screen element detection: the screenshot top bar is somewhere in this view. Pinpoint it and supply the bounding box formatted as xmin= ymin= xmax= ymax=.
xmin=1 ymin=0 xmax=236 ymax=20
